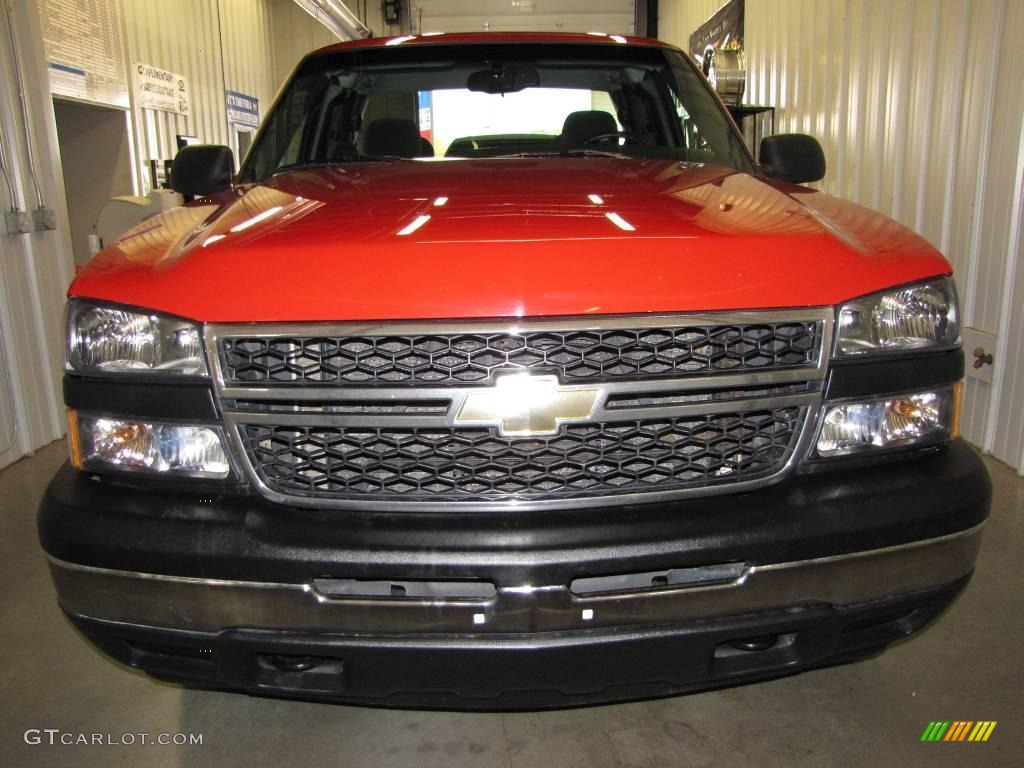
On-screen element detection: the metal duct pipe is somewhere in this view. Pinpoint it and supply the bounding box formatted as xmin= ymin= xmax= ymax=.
xmin=3 ymin=0 xmax=44 ymax=210
xmin=292 ymin=0 xmax=371 ymax=40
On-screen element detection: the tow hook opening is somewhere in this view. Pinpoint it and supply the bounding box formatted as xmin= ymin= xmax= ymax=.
xmin=730 ymin=635 xmax=781 ymax=653
xmin=269 ymin=654 xmax=322 ymax=672
xmin=253 ymin=653 xmax=346 ymax=694
xmin=714 ymin=632 xmax=798 ymax=659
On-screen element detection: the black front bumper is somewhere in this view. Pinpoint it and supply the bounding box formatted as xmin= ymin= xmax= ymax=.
xmin=69 ymin=577 xmax=968 ymax=709
xmin=39 ymin=439 xmax=990 ymax=708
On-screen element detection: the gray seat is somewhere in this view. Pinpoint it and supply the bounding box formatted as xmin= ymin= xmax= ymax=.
xmin=560 ymin=110 xmax=618 ymax=145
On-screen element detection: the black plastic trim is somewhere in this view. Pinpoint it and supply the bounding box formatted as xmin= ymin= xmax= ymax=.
xmin=39 ymin=439 xmax=990 ymax=586
xmin=64 ymin=375 xmax=219 ymax=421
xmin=825 ymin=348 xmax=964 ymax=400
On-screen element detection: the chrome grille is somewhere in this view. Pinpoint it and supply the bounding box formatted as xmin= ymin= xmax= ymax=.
xmin=209 ymin=311 xmax=832 ymax=510
xmin=240 ymin=408 xmax=805 ymax=501
xmin=220 ymin=321 xmax=821 ymax=385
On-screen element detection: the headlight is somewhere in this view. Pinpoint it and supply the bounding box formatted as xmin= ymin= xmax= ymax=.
xmin=835 ymin=278 xmax=959 ymax=356
xmin=814 ymin=385 xmax=960 ymax=458
xmin=68 ymin=412 xmax=230 ymax=478
xmin=67 ymin=301 xmax=207 ymax=375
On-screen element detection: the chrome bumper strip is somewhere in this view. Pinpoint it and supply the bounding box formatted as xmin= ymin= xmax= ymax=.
xmin=48 ymin=523 xmax=983 ymax=635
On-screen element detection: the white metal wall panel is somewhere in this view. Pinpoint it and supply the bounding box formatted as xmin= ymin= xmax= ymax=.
xmin=120 ymin=0 xmax=232 ymax=185
xmin=660 ymin=0 xmax=1024 ymax=469
xmin=986 ymin=0 xmax=1024 ymax=471
xmin=0 ymin=3 xmax=77 ymax=469
xmin=409 ymin=0 xmax=636 ymax=34
xmin=220 ymin=0 xmax=276 ymax=118
xmin=120 ymin=0 xmax=343 ymax=190
xmin=268 ymin=0 xmax=341 ymax=91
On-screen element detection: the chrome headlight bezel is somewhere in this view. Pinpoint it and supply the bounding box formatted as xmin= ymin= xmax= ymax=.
xmin=66 ymin=300 xmax=208 ymax=377
xmin=834 ymin=278 xmax=960 ymax=357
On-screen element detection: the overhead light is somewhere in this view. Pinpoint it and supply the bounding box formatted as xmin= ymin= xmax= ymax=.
xmin=610 ymin=35 xmax=627 ymax=44
xmin=605 ymin=212 xmax=635 ymax=231
xmin=292 ymin=0 xmax=371 ymax=40
xmin=386 ymin=35 xmax=416 ymax=46
xmin=397 ymin=214 xmax=431 ymax=236
xmin=433 ymin=196 xmax=448 ymax=206
xmin=587 ymin=194 xmax=604 ymax=205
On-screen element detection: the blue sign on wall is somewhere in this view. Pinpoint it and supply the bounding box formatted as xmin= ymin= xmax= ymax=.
xmin=226 ymin=90 xmax=260 ymax=128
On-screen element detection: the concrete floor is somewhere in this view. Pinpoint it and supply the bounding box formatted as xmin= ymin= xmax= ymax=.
xmin=0 ymin=441 xmax=1019 ymax=768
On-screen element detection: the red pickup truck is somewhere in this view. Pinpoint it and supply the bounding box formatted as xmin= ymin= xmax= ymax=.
xmin=40 ymin=32 xmax=989 ymax=708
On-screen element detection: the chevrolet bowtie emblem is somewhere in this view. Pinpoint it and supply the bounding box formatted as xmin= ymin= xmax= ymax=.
xmin=455 ymin=374 xmax=600 ymax=437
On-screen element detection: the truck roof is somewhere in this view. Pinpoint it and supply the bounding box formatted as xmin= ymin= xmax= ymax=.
xmin=314 ymin=31 xmax=677 ymax=56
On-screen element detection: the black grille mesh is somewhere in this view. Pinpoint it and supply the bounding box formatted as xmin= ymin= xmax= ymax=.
xmin=240 ymin=408 xmax=804 ymax=501
xmin=221 ymin=322 xmax=821 ymax=386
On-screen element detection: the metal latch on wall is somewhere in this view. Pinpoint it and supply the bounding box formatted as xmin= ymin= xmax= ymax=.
xmin=962 ymin=328 xmax=996 ymax=385
xmin=972 ymin=348 xmax=994 ymax=369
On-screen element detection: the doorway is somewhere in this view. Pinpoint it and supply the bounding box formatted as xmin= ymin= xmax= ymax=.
xmin=234 ymin=126 xmax=254 ymax=169
xmin=53 ymin=99 xmax=134 ymax=267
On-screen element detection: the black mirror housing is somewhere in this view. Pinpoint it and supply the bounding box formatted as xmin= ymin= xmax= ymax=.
xmin=467 ymin=64 xmax=540 ymax=94
xmin=759 ymin=134 xmax=826 ymax=184
xmin=170 ymin=144 xmax=235 ymax=197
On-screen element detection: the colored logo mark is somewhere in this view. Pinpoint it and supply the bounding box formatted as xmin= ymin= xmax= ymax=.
xmin=921 ymin=721 xmax=997 ymax=742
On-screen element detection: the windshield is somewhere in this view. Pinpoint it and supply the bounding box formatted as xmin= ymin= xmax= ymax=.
xmin=239 ymin=42 xmax=753 ymax=182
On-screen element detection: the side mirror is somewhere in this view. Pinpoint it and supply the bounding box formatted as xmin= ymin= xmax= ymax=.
xmin=759 ymin=134 xmax=826 ymax=184
xmin=170 ymin=144 xmax=235 ymax=197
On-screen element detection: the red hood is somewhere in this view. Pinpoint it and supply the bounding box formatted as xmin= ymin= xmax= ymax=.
xmin=71 ymin=159 xmax=951 ymax=322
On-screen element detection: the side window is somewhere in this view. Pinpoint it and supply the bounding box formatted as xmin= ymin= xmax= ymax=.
xmin=280 ymin=114 xmax=307 ymax=166
xmin=241 ymin=72 xmax=323 ymax=180
xmin=666 ymin=54 xmax=750 ymax=168
xmin=668 ymin=87 xmax=712 ymax=154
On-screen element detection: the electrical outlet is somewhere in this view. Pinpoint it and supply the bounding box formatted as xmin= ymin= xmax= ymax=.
xmin=32 ymin=207 xmax=57 ymax=231
xmin=4 ymin=211 xmax=32 ymax=235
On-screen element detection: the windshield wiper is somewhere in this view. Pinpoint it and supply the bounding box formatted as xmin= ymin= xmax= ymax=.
xmin=490 ymin=148 xmax=631 ymax=160
xmin=271 ymin=155 xmax=408 ymax=175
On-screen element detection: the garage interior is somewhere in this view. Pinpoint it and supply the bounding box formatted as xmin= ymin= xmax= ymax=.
xmin=0 ymin=1 xmax=1021 ymax=765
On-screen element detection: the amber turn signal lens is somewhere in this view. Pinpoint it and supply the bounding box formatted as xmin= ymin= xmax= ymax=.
xmin=952 ymin=381 xmax=963 ymax=440
xmin=66 ymin=409 xmax=83 ymax=469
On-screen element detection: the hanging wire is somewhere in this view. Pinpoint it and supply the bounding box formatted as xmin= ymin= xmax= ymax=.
xmin=0 ymin=317 xmax=20 ymax=456
xmin=3 ymin=0 xmax=45 ymax=210
xmin=0 ymin=10 xmax=22 ymax=212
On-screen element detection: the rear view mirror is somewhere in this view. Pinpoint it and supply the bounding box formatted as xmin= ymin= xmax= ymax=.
xmin=170 ymin=144 xmax=235 ymax=197
xmin=759 ymin=134 xmax=826 ymax=184
xmin=467 ymin=64 xmax=540 ymax=95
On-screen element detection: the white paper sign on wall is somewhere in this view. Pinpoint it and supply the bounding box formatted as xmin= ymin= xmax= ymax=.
xmin=41 ymin=0 xmax=130 ymax=108
xmin=134 ymin=63 xmax=190 ymax=116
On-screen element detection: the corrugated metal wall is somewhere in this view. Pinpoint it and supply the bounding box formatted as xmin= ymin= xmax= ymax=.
xmin=268 ymin=0 xmax=342 ymax=90
xmin=121 ymin=0 xmax=346 ymax=190
xmin=660 ymin=0 xmax=1024 ymax=472
xmin=409 ymin=0 xmax=636 ymax=34
xmin=0 ymin=3 xmax=77 ymax=470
